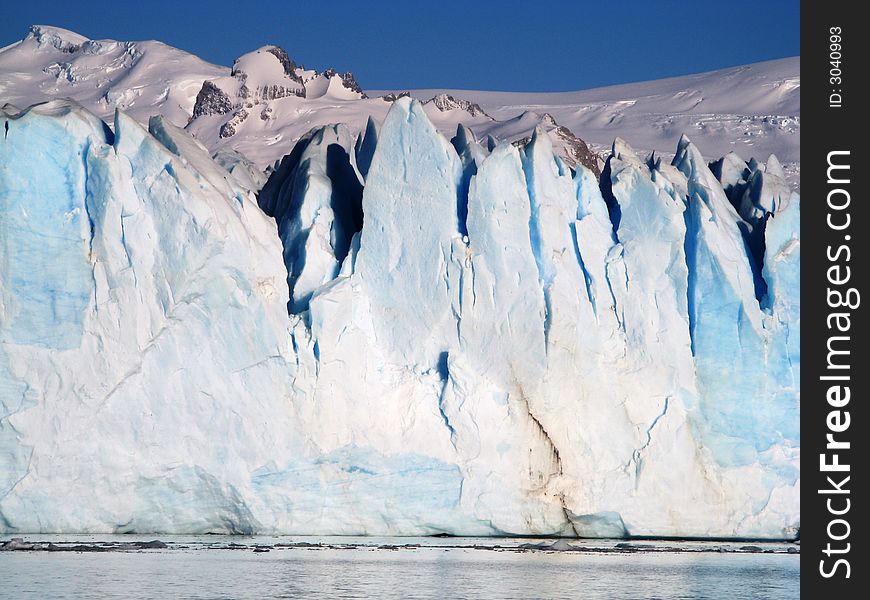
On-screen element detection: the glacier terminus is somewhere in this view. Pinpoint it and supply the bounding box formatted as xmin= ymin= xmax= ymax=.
xmin=0 ymin=28 xmax=799 ymax=540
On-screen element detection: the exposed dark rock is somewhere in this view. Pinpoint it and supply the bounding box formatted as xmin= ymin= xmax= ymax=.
xmin=425 ymin=93 xmax=490 ymax=119
xmin=256 ymin=84 xmax=304 ymax=102
xmin=339 ymin=72 xmax=367 ymax=98
xmin=511 ymin=117 xmax=602 ymax=177
xmin=511 ymin=135 xmax=531 ymax=148
xmin=553 ymin=124 xmax=600 ymax=177
xmin=230 ymin=50 xmax=306 ymax=102
xmin=381 ymin=91 xmax=411 ymax=103
xmin=28 ymin=25 xmax=82 ymax=53
xmin=191 ymin=81 xmax=233 ymax=120
xmin=540 ymin=112 xmax=558 ymax=128
xmin=265 ymin=46 xmax=304 ymax=84
xmin=219 ymin=108 xmax=249 ymax=139
xmin=319 ymin=68 xmax=367 ymax=98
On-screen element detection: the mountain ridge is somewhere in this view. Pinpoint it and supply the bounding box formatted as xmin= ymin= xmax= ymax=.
xmin=0 ymin=26 xmax=798 ymax=184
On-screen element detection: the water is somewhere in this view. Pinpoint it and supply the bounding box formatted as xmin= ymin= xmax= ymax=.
xmin=1 ymin=536 xmax=799 ymax=599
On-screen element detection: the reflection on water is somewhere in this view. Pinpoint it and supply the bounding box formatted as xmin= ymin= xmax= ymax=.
xmin=1 ymin=536 xmax=799 ymax=599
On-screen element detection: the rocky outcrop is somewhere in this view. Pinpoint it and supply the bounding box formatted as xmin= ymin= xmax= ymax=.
xmin=219 ymin=108 xmax=249 ymax=138
xmin=320 ymin=68 xmax=367 ymax=98
xmin=265 ymin=46 xmax=304 ymax=84
xmin=510 ymin=113 xmax=600 ymax=176
xmin=381 ymin=91 xmax=411 ymax=102
xmin=426 ymin=93 xmax=490 ymax=118
xmin=191 ymin=81 xmax=233 ymax=119
xmin=553 ymin=123 xmax=600 ymax=177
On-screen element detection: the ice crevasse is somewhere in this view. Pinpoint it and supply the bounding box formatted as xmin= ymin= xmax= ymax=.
xmin=0 ymin=97 xmax=799 ymax=538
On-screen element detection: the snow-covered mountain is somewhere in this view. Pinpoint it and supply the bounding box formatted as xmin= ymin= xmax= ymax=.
xmin=0 ymin=25 xmax=798 ymax=184
xmin=0 ymin=25 xmax=225 ymax=127
xmin=382 ymin=57 xmax=800 ymax=186
xmin=0 ymin=26 xmax=799 ymax=538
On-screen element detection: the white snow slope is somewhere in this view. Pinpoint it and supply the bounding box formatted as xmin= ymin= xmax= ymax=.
xmin=0 ymin=27 xmax=799 ymax=538
xmin=375 ymin=57 xmax=800 ymax=187
xmin=1 ymin=26 xmax=798 ymax=186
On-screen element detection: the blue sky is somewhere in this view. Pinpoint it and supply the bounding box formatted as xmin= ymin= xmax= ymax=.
xmin=1 ymin=0 xmax=800 ymax=92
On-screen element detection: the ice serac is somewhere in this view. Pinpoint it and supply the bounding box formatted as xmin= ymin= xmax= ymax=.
xmin=549 ymin=137 xmax=702 ymax=538
xmin=354 ymin=116 xmax=379 ymax=180
xmin=354 ymin=97 xmax=463 ymax=368
xmin=1 ymin=102 xmax=105 ymax=504
xmin=451 ymin=124 xmax=488 ymax=237
xmin=460 ymin=142 xmax=545 ymax=386
xmin=710 ymin=150 xmax=749 ymax=195
xmin=0 ymin=97 xmax=800 ymax=539
xmin=676 ymin=137 xmax=793 ymax=461
xmin=673 ymin=137 xmax=799 ymax=535
xmin=446 ymin=142 xmax=570 ymax=534
xmin=0 ymin=100 xmax=300 ymax=533
xmin=601 ymin=137 xmax=696 ymax=433
xmin=516 ymin=129 xmax=616 ymax=534
xmin=254 ymin=123 xmax=363 ymax=313
xmin=762 ymin=191 xmax=800 ymax=404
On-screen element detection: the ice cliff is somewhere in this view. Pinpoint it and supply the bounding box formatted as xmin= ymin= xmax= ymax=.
xmin=0 ymin=97 xmax=799 ymax=538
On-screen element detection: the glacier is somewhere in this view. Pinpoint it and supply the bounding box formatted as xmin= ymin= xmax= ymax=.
xmin=0 ymin=96 xmax=799 ymax=538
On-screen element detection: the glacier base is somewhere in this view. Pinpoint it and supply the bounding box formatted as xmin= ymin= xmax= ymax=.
xmin=0 ymin=98 xmax=799 ymax=538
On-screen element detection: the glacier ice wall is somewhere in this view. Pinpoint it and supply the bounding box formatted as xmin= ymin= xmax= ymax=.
xmin=0 ymin=98 xmax=799 ymax=538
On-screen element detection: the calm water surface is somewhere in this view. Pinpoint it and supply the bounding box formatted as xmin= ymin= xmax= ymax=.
xmin=1 ymin=536 xmax=799 ymax=599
